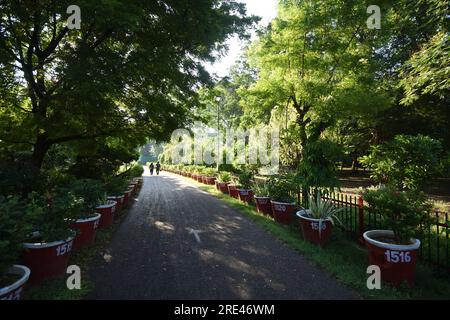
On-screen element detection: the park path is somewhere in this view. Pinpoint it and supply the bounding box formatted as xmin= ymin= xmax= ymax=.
xmin=86 ymin=170 xmax=358 ymax=300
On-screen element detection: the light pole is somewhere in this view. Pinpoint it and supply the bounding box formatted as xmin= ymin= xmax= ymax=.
xmin=215 ymin=96 xmax=221 ymax=171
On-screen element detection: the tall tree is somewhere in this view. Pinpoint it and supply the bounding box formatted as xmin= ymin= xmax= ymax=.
xmin=0 ymin=0 xmax=257 ymax=169
xmin=240 ymin=0 xmax=389 ymax=164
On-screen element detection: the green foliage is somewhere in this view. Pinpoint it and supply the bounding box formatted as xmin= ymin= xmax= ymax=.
xmin=104 ymin=175 xmax=130 ymax=196
xmin=304 ymin=192 xmax=344 ymax=238
xmin=363 ymin=187 xmax=433 ymax=244
xmin=252 ymin=182 xmax=270 ymax=197
xmin=400 ymin=28 xmax=449 ymax=104
xmin=203 ymin=168 xmax=217 ymax=177
xmin=235 ymin=170 xmax=253 ymax=189
xmin=360 ymin=135 xmax=443 ymax=191
xmin=217 ymin=172 xmax=232 ymax=183
xmin=0 ymin=0 xmax=258 ymax=196
xmin=128 ymin=164 xmax=144 ymax=178
xmin=295 ymin=139 xmax=342 ymax=190
xmin=0 ymin=196 xmax=31 ymax=279
xmin=25 ymin=192 xmax=83 ymax=243
xmin=266 ymin=174 xmax=296 ymax=203
xmin=65 ymin=180 xmax=106 ymax=218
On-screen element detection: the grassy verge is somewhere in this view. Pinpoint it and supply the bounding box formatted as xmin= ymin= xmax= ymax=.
xmin=184 ymin=176 xmax=450 ymax=300
xmin=24 ymin=198 xmax=135 ymax=300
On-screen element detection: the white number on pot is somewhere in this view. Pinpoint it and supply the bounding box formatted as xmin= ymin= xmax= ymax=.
xmin=385 ymin=250 xmax=412 ymax=263
xmin=94 ymin=220 xmax=99 ymax=229
xmin=310 ymin=222 xmax=326 ymax=231
xmin=274 ymin=204 xmax=286 ymax=212
xmin=56 ymin=241 xmax=73 ymax=256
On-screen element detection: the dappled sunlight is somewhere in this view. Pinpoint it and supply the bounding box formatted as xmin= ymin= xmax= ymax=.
xmin=153 ymin=221 xmax=175 ymax=234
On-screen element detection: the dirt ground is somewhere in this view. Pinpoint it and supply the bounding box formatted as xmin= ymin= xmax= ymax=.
xmin=337 ymin=169 xmax=450 ymax=212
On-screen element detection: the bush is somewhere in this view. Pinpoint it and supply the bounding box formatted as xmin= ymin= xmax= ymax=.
xmin=25 ymin=192 xmax=83 ymax=243
xmin=295 ymin=139 xmax=342 ymax=191
xmin=235 ymin=170 xmax=253 ymax=189
xmin=0 ymin=196 xmax=31 ymax=280
xmin=360 ymin=135 xmax=443 ymax=191
xmin=128 ymin=164 xmax=144 ymax=178
xmin=104 ymin=175 xmax=130 ymax=196
xmin=65 ymin=179 xmax=106 ymax=218
xmin=252 ymin=181 xmax=270 ymax=197
xmin=217 ymin=172 xmax=232 ymax=183
xmin=267 ymin=174 xmax=296 ymax=203
xmin=203 ymin=168 xmax=217 ymax=177
xmin=363 ymin=187 xmax=433 ymax=244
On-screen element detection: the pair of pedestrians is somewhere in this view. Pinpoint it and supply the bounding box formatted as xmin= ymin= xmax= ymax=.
xmin=149 ymin=162 xmax=161 ymax=175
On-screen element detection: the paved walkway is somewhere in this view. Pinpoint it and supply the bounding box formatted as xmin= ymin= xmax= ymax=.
xmin=86 ymin=171 xmax=358 ymax=299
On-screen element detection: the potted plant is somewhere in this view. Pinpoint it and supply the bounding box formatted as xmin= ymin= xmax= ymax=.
xmin=296 ymin=191 xmax=343 ymax=247
xmin=23 ymin=192 xmax=80 ymax=284
xmin=362 ymin=187 xmax=432 ymax=287
xmin=67 ymin=180 xmax=104 ymax=250
xmin=203 ymin=168 xmax=217 ymax=185
xmin=105 ymin=176 xmax=128 ymax=214
xmin=95 ymin=198 xmax=118 ymax=228
xmin=236 ymin=170 xmax=254 ymax=204
xmin=267 ymin=175 xmax=298 ymax=225
xmin=0 ymin=196 xmax=31 ymax=300
xmin=253 ymin=182 xmax=273 ymax=216
xmin=216 ymin=172 xmax=232 ymax=194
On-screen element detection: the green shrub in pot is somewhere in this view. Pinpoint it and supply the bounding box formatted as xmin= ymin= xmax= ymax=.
xmin=128 ymin=164 xmax=144 ymax=178
xmin=24 ymin=191 xmax=83 ymax=243
xmin=65 ymin=179 xmax=106 ymax=219
xmin=236 ymin=170 xmax=253 ymax=189
xmin=362 ymin=186 xmax=433 ymax=245
xmin=252 ymin=182 xmax=270 ymax=197
xmin=267 ymin=175 xmax=296 ymax=203
xmin=217 ymin=172 xmax=232 ymax=183
xmin=203 ymin=168 xmax=217 ymax=177
xmin=0 ymin=196 xmax=31 ymax=284
xmin=104 ymin=175 xmax=130 ymax=196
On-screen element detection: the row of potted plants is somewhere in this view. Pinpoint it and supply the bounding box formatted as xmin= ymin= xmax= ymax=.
xmin=0 ymin=171 xmax=144 ymax=300
xmin=165 ymin=164 xmax=434 ymax=288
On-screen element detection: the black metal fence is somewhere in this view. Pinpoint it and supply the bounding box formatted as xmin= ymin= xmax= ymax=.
xmin=295 ymin=190 xmax=450 ymax=274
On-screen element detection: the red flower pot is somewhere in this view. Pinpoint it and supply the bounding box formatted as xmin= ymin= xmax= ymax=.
xmin=218 ymin=182 xmax=229 ymax=194
xmin=71 ymin=213 xmax=101 ymax=250
xmin=270 ymin=201 xmax=297 ymax=224
xmin=129 ymin=183 xmax=138 ymax=194
xmin=23 ymin=236 xmax=74 ymax=284
xmin=297 ymin=210 xmax=333 ymax=247
xmin=364 ymin=230 xmax=420 ymax=287
xmin=107 ymin=195 xmax=124 ymax=214
xmin=123 ymin=189 xmax=133 ymax=207
xmin=228 ymin=185 xmax=239 ymax=199
xmin=95 ymin=201 xmax=117 ymax=228
xmin=205 ymin=177 xmax=216 ymax=185
xmin=0 ymin=265 xmax=31 ymax=300
xmin=255 ymin=196 xmax=272 ymax=216
xmin=237 ymin=189 xmax=254 ymax=204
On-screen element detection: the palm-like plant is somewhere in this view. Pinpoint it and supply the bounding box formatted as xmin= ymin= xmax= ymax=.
xmin=304 ymin=191 xmax=344 ymax=238
xmin=253 ymin=182 xmax=270 ymax=197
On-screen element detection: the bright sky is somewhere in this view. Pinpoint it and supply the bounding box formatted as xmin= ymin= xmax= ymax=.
xmin=204 ymin=0 xmax=278 ymax=78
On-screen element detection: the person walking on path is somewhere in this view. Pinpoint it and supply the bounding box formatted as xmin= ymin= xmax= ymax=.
xmin=149 ymin=162 xmax=154 ymax=175
xmin=156 ymin=162 xmax=161 ymax=175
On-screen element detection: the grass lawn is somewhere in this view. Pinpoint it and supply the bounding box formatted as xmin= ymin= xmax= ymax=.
xmin=183 ymin=176 xmax=450 ymax=300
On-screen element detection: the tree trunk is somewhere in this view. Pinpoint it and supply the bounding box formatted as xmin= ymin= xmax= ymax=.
xmin=31 ymin=134 xmax=51 ymax=169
